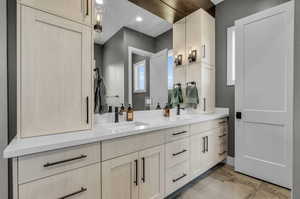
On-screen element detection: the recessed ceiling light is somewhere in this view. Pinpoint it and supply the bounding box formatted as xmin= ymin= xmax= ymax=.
xmin=96 ymin=0 xmax=103 ymax=5
xmin=136 ymin=16 xmax=143 ymax=22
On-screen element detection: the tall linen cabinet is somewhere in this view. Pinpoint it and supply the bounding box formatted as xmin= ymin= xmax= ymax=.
xmin=173 ymin=8 xmax=215 ymax=113
xmin=16 ymin=0 xmax=94 ymax=138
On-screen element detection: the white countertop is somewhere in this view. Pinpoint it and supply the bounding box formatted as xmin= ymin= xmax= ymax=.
xmin=3 ymin=108 xmax=229 ymax=158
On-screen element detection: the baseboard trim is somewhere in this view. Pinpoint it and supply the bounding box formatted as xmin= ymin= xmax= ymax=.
xmin=226 ymin=156 xmax=235 ymax=167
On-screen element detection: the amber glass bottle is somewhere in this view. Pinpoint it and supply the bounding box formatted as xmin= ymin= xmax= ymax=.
xmin=126 ymin=104 xmax=134 ymax=121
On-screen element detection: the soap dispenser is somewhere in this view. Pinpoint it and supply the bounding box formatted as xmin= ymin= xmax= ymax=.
xmin=126 ymin=104 xmax=134 ymax=121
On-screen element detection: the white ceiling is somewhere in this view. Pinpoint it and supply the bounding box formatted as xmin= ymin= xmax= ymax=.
xmin=94 ymin=0 xmax=173 ymax=44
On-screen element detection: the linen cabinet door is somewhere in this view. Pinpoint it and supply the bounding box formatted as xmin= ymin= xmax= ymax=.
xmin=19 ymin=164 xmax=101 ymax=199
xmin=200 ymin=64 xmax=215 ymax=113
xmin=102 ymin=153 xmax=139 ymax=199
xmin=173 ymin=18 xmax=187 ymax=66
xmin=19 ymin=6 xmax=92 ymax=137
xmin=19 ymin=0 xmax=93 ymax=25
xmin=139 ymin=146 xmax=165 ymax=199
xmin=189 ymin=133 xmax=208 ymax=180
xmin=200 ymin=10 xmax=210 ymax=65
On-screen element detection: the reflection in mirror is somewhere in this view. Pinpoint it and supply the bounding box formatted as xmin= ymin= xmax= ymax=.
xmin=93 ymin=0 xmax=173 ymax=113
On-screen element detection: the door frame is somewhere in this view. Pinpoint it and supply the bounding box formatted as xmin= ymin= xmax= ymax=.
xmin=0 ymin=0 xmax=8 ymax=198
xmin=128 ymin=46 xmax=153 ymax=105
xmin=234 ymin=0 xmax=294 ymax=189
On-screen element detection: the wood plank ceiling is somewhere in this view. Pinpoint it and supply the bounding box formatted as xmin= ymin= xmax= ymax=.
xmin=128 ymin=0 xmax=215 ymax=24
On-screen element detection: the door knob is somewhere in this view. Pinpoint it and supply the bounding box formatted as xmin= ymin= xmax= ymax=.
xmin=236 ymin=112 xmax=242 ymax=119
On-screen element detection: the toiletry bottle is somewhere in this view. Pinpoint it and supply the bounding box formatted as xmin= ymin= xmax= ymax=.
xmin=119 ymin=104 xmax=125 ymax=115
xmin=126 ymin=104 xmax=134 ymax=121
xmin=164 ymin=104 xmax=170 ymax=117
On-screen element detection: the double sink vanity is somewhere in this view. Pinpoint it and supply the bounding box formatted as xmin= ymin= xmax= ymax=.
xmin=4 ymin=109 xmax=229 ymax=199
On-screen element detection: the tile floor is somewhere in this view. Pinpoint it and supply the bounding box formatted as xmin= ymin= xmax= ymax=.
xmin=173 ymin=164 xmax=291 ymax=199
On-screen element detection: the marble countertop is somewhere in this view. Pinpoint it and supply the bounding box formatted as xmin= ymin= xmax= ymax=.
xmin=3 ymin=108 xmax=229 ymax=158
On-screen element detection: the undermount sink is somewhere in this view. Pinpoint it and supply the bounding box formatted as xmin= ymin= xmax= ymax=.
xmin=101 ymin=121 xmax=149 ymax=131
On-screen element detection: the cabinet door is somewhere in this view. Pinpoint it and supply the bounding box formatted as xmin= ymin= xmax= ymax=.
xmin=20 ymin=6 xmax=92 ymax=137
xmin=19 ymin=164 xmax=101 ymax=199
xmin=206 ymin=129 xmax=220 ymax=167
xmin=19 ymin=0 xmax=92 ymax=25
xmin=102 ymin=153 xmax=139 ymax=199
xmin=173 ymin=18 xmax=187 ymax=66
xmin=190 ymin=133 xmax=208 ymax=180
xmin=186 ymin=9 xmax=202 ymax=64
xmin=139 ymin=146 xmax=165 ymax=199
xmin=200 ymin=64 xmax=215 ymax=113
xmin=200 ymin=10 xmax=210 ymax=65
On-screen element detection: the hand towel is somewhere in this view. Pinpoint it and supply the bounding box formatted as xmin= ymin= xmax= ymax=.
xmin=185 ymin=85 xmax=199 ymax=109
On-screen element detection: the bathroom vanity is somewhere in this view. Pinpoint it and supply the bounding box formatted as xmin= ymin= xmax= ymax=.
xmin=4 ymin=109 xmax=228 ymax=199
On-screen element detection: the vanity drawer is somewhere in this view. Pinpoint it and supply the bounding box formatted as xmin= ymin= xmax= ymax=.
xmin=102 ymin=131 xmax=165 ymax=161
xmin=19 ymin=163 xmax=101 ymax=199
xmin=165 ymin=138 xmax=189 ymax=168
xmin=165 ymin=126 xmax=189 ymax=143
xmin=18 ymin=142 xmax=101 ymax=184
xmin=165 ymin=161 xmax=189 ymax=196
xmin=190 ymin=119 xmax=227 ymax=136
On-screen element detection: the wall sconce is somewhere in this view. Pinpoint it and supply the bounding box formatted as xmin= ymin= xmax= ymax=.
xmin=188 ymin=50 xmax=197 ymax=63
xmin=94 ymin=12 xmax=103 ymax=33
xmin=175 ymin=54 xmax=183 ymax=66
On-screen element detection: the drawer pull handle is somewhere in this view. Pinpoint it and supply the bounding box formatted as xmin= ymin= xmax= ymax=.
xmin=58 ymin=187 xmax=87 ymax=199
xmin=134 ymin=159 xmax=138 ymax=186
xmin=44 ymin=155 xmax=87 ymax=168
xmin=219 ymin=121 xmax=226 ymax=124
xmin=219 ymin=151 xmax=227 ymax=156
xmin=205 ymin=136 xmax=208 ymax=152
xmin=172 ymin=131 xmax=187 ymax=136
xmin=173 ymin=173 xmax=187 ymax=183
xmin=219 ymin=134 xmax=227 ymax=138
xmin=142 ymin=157 xmax=145 ymax=183
xmin=172 ymin=149 xmax=187 ymax=157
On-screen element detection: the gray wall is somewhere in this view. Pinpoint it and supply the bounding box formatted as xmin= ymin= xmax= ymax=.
xmin=294 ymin=0 xmax=300 ymax=198
xmin=155 ymin=29 xmax=173 ymax=52
xmin=215 ymin=0 xmax=290 ymax=157
xmin=123 ymin=27 xmax=156 ymax=105
xmin=94 ymin=44 xmax=104 ymax=75
xmin=1 ymin=0 xmax=8 ymax=198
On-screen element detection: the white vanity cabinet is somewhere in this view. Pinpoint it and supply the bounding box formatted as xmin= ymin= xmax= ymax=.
xmin=18 ymin=0 xmax=93 ymax=26
xmin=15 ymin=143 xmax=101 ymax=199
xmin=102 ymin=146 xmax=165 ymax=199
xmin=189 ymin=119 xmax=228 ymax=181
xmin=17 ymin=3 xmax=93 ymax=138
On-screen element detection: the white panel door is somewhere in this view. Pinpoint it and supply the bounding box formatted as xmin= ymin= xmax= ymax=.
xmin=150 ymin=50 xmax=168 ymax=106
xmin=139 ymin=146 xmax=165 ymax=199
xmin=102 ymin=153 xmax=139 ymax=199
xmin=20 ymin=6 xmax=92 ymax=137
xmin=235 ymin=1 xmax=294 ymax=188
